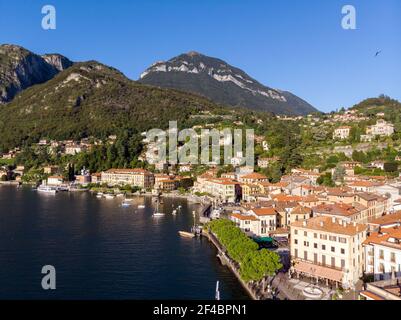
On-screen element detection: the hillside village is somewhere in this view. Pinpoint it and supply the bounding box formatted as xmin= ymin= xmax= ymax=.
xmin=1 ymin=96 xmax=401 ymax=299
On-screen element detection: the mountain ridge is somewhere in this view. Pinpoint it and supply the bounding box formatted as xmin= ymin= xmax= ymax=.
xmin=139 ymin=51 xmax=318 ymax=115
xmin=0 ymin=44 xmax=73 ymax=103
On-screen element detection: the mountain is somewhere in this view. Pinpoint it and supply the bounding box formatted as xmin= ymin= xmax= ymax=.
xmin=139 ymin=51 xmax=317 ymax=115
xmin=0 ymin=60 xmax=232 ymax=152
xmin=0 ymin=44 xmax=73 ymax=104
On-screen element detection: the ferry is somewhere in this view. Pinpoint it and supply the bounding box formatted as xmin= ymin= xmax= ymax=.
xmin=178 ymin=231 xmax=195 ymax=238
xmin=37 ymin=185 xmax=57 ymax=194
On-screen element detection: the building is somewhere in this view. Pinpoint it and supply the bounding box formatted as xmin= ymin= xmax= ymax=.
xmin=288 ymin=206 xmax=313 ymax=225
xmin=43 ymin=166 xmax=59 ymax=175
xmin=290 ymin=216 xmax=367 ymax=289
xmin=333 ymin=126 xmax=351 ymax=140
xmin=238 ymin=172 xmax=269 ymax=184
xmin=65 ymin=143 xmax=85 ymax=155
xmin=195 ymin=178 xmax=240 ymax=203
xmin=360 ymin=278 xmax=401 ymax=300
xmin=101 ymin=168 xmax=154 ymax=189
xmin=47 ymin=176 xmax=64 ymax=186
xmin=230 ymin=213 xmax=260 ymax=237
xmin=257 ymin=157 xmax=279 ymax=168
xmin=366 ymin=119 xmax=394 ymax=137
xmin=363 ymin=226 xmax=401 ymax=281
xmin=312 ymin=203 xmax=369 ymax=224
xmin=248 ymin=207 xmax=278 ymax=236
xmin=91 ymin=173 xmax=101 ymax=184
xmin=367 ymin=211 xmax=401 ymax=232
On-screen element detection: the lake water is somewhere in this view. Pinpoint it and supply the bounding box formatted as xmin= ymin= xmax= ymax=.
xmin=0 ymin=185 xmax=248 ymax=299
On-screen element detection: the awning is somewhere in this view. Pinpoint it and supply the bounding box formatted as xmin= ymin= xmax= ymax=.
xmin=293 ymin=260 xmax=343 ymax=283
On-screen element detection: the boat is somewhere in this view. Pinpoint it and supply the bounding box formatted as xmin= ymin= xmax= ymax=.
xmin=96 ymin=194 xmax=103 ymax=198
xmin=37 ymin=185 xmax=57 ymax=194
xmin=215 ymin=281 xmax=220 ymax=300
xmin=124 ymin=198 xmax=133 ymax=202
xmin=137 ymin=204 xmax=145 ymax=209
xmin=104 ymin=194 xmax=115 ymax=199
xmin=178 ymin=231 xmax=195 ymax=238
xmin=121 ymin=201 xmax=131 ymax=208
xmin=172 ymin=209 xmax=177 ymax=215
xmin=153 ymin=212 xmax=165 ymax=217
xmin=152 ymin=200 xmax=164 ymax=217
xmin=116 ymin=193 xmax=124 ymax=198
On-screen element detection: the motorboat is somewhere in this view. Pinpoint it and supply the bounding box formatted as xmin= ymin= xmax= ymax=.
xmin=121 ymin=201 xmax=132 ymax=208
xmin=37 ymin=185 xmax=57 ymax=194
xmin=104 ymin=194 xmax=115 ymax=199
xmin=137 ymin=204 xmax=145 ymax=209
xmin=178 ymin=231 xmax=195 ymax=238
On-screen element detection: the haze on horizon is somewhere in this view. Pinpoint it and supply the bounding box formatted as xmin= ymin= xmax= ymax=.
xmin=0 ymin=0 xmax=400 ymax=113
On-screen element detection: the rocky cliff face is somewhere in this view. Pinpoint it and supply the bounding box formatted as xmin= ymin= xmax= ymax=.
xmin=0 ymin=44 xmax=73 ymax=104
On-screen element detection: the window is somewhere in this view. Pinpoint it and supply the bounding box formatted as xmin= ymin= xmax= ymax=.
xmin=339 ymin=237 xmax=347 ymax=244
xmin=314 ymin=243 xmax=318 ymax=249
xmin=322 ymin=255 xmax=326 ymax=266
xmin=320 ymin=234 xmax=327 ymax=240
xmin=329 ymin=236 xmax=337 ymax=242
xmin=391 ymin=252 xmax=396 ymax=263
xmin=294 ymin=230 xmax=298 ymax=235
xmin=341 ymin=248 xmax=345 ymax=254
xmin=341 ymin=259 xmax=345 ymax=269
xmin=294 ymin=239 xmax=298 ymax=245
xmin=304 ymin=241 xmax=309 ymax=247
xmin=314 ymin=233 xmax=317 ymax=239
xmin=304 ymin=231 xmax=308 ymax=237
xmin=331 ymin=247 xmax=335 ymax=253
xmin=314 ymin=253 xmax=318 ymax=263
xmin=304 ymin=251 xmax=308 ymax=260
xmin=379 ymin=250 xmax=384 ymax=259
xmin=322 ymin=245 xmax=326 ymax=250
xmin=294 ymin=249 xmax=298 ymax=258
xmin=331 ymin=257 xmax=335 ymax=267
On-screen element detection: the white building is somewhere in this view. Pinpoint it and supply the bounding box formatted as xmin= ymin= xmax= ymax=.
xmin=366 ymin=120 xmax=394 ymax=137
xmin=333 ymin=126 xmax=351 ymax=140
xmin=364 ymin=226 xmax=401 ymax=281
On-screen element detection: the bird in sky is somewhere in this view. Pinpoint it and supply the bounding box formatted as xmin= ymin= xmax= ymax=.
xmin=375 ymin=50 xmax=382 ymax=57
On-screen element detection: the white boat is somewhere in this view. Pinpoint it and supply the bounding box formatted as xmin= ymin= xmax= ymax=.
xmin=37 ymin=185 xmax=57 ymax=194
xmin=153 ymin=212 xmax=165 ymax=217
xmin=152 ymin=200 xmax=164 ymax=217
xmin=121 ymin=201 xmax=131 ymax=208
xmin=104 ymin=194 xmax=115 ymax=199
xmin=178 ymin=231 xmax=195 ymax=238
xmin=137 ymin=204 xmax=145 ymax=209
xmin=124 ymin=198 xmax=133 ymax=202
xmin=172 ymin=209 xmax=177 ymax=215
xmin=116 ymin=193 xmax=124 ymax=198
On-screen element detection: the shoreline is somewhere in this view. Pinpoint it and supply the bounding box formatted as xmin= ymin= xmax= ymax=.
xmin=202 ymin=230 xmax=258 ymax=300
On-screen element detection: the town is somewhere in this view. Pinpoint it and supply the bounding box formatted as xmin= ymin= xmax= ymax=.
xmin=1 ymin=97 xmax=401 ymax=300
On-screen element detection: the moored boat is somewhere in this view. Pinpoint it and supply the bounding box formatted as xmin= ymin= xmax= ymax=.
xmin=178 ymin=231 xmax=195 ymax=238
xmin=37 ymin=185 xmax=57 ymax=194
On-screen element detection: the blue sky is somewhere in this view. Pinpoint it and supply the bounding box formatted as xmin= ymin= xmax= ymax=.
xmin=0 ymin=0 xmax=400 ymax=112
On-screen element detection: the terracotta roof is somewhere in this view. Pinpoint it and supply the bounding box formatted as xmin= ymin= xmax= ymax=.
xmin=105 ymin=168 xmax=150 ymax=174
xmin=293 ymin=260 xmax=343 ymax=282
xmin=251 ymin=207 xmax=277 ymax=216
xmin=240 ymin=173 xmax=268 ymax=180
xmin=363 ymin=227 xmax=401 ymax=250
xmin=368 ymin=212 xmax=401 ymax=226
xmin=312 ymin=203 xmax=364 ymax=217
xmin=291 ymin=216 xmax=367 ymax=236
xmin=291 ymin=205 xmax=312 ymax=215
xmin=360 ymin=291 xmax=385 ymax=301
xmin=231 ymin=213 xmax=259 ymax=221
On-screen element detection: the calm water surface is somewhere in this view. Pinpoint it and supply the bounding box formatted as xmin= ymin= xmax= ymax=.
xmin=0 ymin=185 xmax=248 ymax=299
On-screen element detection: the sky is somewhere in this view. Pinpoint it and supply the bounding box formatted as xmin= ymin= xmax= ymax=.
xmin=0 ymin=0 xmax=400 ymax=112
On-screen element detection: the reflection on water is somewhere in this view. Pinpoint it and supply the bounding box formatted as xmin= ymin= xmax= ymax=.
xmin=0 ymin=186 xmax=248 ymax=300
